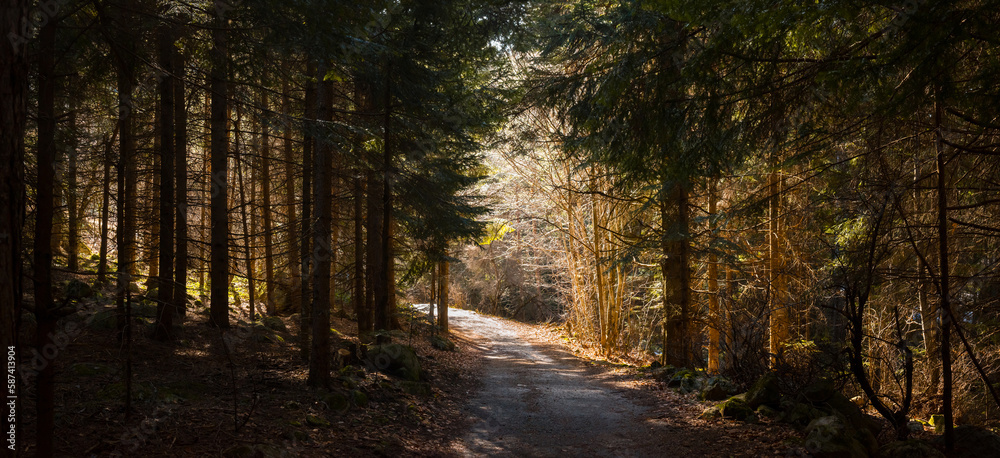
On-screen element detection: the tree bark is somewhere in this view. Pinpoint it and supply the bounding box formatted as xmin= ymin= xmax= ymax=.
xmin=66 ymin=108 xmax=79 ymax=271
xmin=282 ymin=80 xmax=300 ymax=314
xmin=154 ymin=24 xmax=176 ymax=341
xmin=354 ymin=176 xmax=370 ymax=333
xmin=300 ymin=62 xmax=315 ymax=360
xmin=768 ymin=169 xmax=789 ymax=366
xmin=708 ymin=179 xmax=721 ymax=374
xmin=97 ymin=133 xmax=114 ymax=285
xmin=209 ymin=6 xmax=230 ymax=328
xmin=174 ymin=45 xmax=188 ymax=319
xmin=373 ymin=66 xmax=394 ymax=333
xmin=236 ymin=110 xmax=255 ymax=318
xmin=437 ymin=258 xmax=449 ymax=333
xmin=34 ymin=20 xmax=58 ymax=457
xmin=308 ymin=63 xmax=333 ymax=387
xmin=260 ymin=91 xmax=275 ymax=315
xmin=0 ymin=1 xmax=28 ymax=446
xmin=661 ymin=181 xmax=691 ymax=367
xmin=935 ymin=96 xmax=954 ymax=450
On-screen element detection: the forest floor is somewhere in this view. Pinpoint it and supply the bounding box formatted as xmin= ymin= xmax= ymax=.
xmin=17 ymin=280 xmax=801 ymax=457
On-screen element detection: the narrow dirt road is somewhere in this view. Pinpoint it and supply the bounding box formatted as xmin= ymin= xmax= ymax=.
xmin=428 ymin=306 xmax=793 ymax=457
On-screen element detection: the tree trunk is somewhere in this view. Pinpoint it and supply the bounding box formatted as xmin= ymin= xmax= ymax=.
xmin=34 ymin=20 xmax=58 ymax=457
xmin=97 ymin=133 xmax=113 ymax=285
xmin=146 ymin=113 xmax=160 ymax=291
xmin=438 ymin=258 xmax=449 ymax=333
xmin=308 ymin=64 xmax=333 ymax=387
xmin=154 ymin=24 xmax=176 ymax=341
xmin=260 ymin=91 xmax=276 ymax=315
xmin=373 ymin=67 xmax=394 ymax=333
xmin=935 ymin=97 xmax=954 ymax=450
xmin=708 ymin=179 xmax=721 ymax=374
xmin=236 ymin=110 xmax=255 ymax=318
xmin=0 ymin=1 xmax=28 ymax=446
xmin=918 ymin=258 xmax=939 ymax=396
xmin=66 ymin=108 xmax=79 ymax=272
xmin=174 ymin=45 xmax=188 ymax=319
xmin=282 ymin=81 xmax=301 ymax=314
xmin=209 ymin=7 xmax=230 ymax=328
xmin=300 ymin=62 xmax=315 ymax=360
xmin=354 ymin=176 xmax=370 ymax=333
xmin=428 ymin=262 xmax=436 ymax=323
xmin=280 ymin=83 xmax=300 ymax=311
xmin=768 ymin=169 xmax=789 ymax=366
xmin=661 ymin=181 xmax=691 ymax=367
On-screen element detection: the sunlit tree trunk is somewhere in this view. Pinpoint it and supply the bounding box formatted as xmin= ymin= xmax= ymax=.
xmin=707 ymin=179 xmax=721 ymax=374
xmin=260 ymin=91 xmax=275 ymax=315
xmin=768 ymin=169 xmax=789 ymax=366
xmin=591 ymin=172 xmax=609 ymax=354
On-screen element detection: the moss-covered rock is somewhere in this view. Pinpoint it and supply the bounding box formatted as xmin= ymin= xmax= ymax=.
xmin=668 ymin=369 xmax=704 ymax=394
xmin=822 ymin=392 xmax=881 ymax=449
xmin=352 ymin=390 xmax=369 ymax=408
xmin=64 ymin=279 xmax=94 ymax=300
xmin=366 ymin=343 xmax=422 ymax=381
xmin=649 ymin=365 xmax=677 ymax=383
xmin=746 ymin=372 xmax=781 ymax=409
xmin=320 ymin=392 xmax=349 ymax=412
xmin=719 ymin=395 xmax=755 ymax=421
xmin=430 ymin=334 xmax=456 ymax=351
xmin=778 ymin=400 xmax=828 ymax=428
xmin=804 ymin=416 xmax=868 ymax=458
xmin=261 ymin=316 xmax=287 ymax=333
xmin=701 ymin=405 xmax=722 ymax=421
xmin=800 ymin=378 xmax=836 ymax=403
xmin=699 ymin=376 xmax=736 ymax=401
xmin=880 ymin=439 xmax=945 ymax=458
xmin=667 ymin=368 xmax=695 ymax=388
xmin=305 ymin=414 xmax=331 ymax=427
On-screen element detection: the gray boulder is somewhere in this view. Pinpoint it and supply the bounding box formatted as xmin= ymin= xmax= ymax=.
xmin=366 ymin=343 xmax=422 ymax=381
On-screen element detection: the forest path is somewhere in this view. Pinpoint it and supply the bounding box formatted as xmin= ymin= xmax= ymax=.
xmin=429 ymin=306 xmax=695 ymax=457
